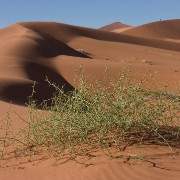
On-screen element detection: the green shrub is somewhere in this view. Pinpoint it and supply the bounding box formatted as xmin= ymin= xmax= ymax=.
xmin=0 ymin=68 xmax=179 ymax=163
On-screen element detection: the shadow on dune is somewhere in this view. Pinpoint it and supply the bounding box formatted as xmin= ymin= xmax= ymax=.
xmin=0 ymin=62 xmax=75 ymax=106
xmin=30 ymin=30 xmax=92 ymax=58
xmin=0 ymin=81 xmax=53 ymax=105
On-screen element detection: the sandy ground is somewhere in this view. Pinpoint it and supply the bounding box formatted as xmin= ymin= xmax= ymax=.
xmin=0 ymin=19 xmax=180 ymax=179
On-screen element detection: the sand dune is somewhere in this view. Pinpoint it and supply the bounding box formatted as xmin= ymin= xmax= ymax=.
xmin=19 ymin=21 xmax=180 ymax=52
xmin=0 ymin=19 xmax=180 ymax=179
xmin=0 ymin=19 xmax=179 ymax=109
xmin=99 ymin=22 xmax=131 ymax=31
xmin=121 ymin=19 xmax=180 ymax=40
xmin=99 ymin=22 xmax=134 ymax=33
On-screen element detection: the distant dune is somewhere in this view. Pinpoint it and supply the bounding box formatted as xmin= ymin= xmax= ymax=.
xmin=0 ymin=19 xmax=180 ymax=180
xmin=99 ymin=22 xmax=131 ymax=31
xmin=121 ymin=19 xmax=180 ymax=39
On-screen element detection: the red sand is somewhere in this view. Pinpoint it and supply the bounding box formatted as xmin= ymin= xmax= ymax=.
xmin=0 ymin=19 xmax=180 ymax=179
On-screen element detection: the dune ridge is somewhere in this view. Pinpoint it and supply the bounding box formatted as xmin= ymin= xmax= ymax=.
xmin=121 ymin=19 xmax=180 ymax=39
xmin=19 ymin=21 xmax=180 ymax=51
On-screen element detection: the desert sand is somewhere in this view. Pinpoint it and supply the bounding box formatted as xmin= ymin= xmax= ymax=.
xmin=100 ymin=21 xmax=134 ymax=33
xmin=0 ymin=19 xmax=180 ymax=179
xmin=99 ymin=22 xmax=132 ymax=31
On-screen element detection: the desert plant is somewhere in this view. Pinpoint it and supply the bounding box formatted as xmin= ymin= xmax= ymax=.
xmin=0 ymin=68 xmax=179 ymax=164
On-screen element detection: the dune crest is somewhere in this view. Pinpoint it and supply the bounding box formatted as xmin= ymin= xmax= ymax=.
xmin=99 ymin=22 xmax=131 ymax=31
xmin=121 ymin=19 xmax=180 ymax=39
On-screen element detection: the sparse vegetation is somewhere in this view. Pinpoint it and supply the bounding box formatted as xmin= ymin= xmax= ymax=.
xmin=0 ymin=68 xmax=179 ymax=164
